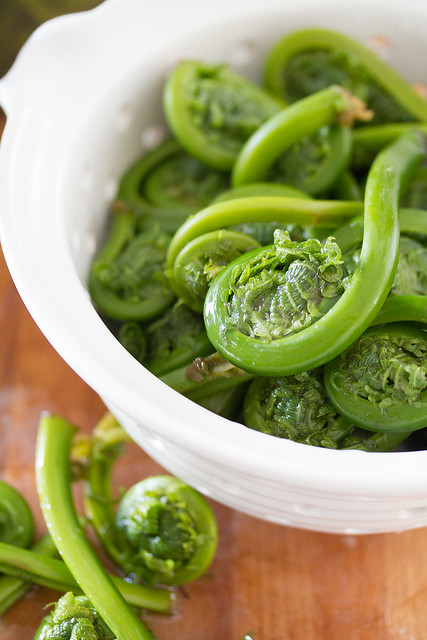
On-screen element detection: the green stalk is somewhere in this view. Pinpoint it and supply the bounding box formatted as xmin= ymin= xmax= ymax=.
xmin=0 ymin=534 xmax=57 ymax=616
xmin=35 ymin=415 xmax=156 ymax=639
xmin=0 ymin=540 xmax=173 ymax=612
xmin=166 ymin=196 xmax=363 ymax=272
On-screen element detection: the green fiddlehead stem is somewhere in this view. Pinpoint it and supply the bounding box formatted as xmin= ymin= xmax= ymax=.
xmin=166 ymin=196 xmax=363 ymax=272
xmin=117 ymin=138 xmax=229 ymax=233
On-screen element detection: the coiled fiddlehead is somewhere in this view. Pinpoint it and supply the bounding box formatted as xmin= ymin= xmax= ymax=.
xmin=89 ymin=207 xmax=174 ymax=322
xmin=33 ymin=592 xmax=115 ymax=640
xmin=163 ymin=61 xmax=284 ymax=169
xmin=264 ymin=28 xmax=427 ymax=123
xmin=232 ymin=85 xmax=371 ymax=194
xmin=204 ymin=132 xmax=425 ymax=376
xmin=115 ymin=476 xmax=218 ymax=586
xmin=171 ymin=229 xmax=261 ymax=312
xmin=83 ymin=414 xmax=218 ymax=587
xmin=117 ymin=138 xmax=229 ymax=233
xmin=117 ymin=303 xmax=212 ymax=376
xmin=244 ymin=370 xmax=352 ymax=448
xmin=223 ymin=230 xmax=345 ymax=342
xmin=324 ymin=323 xmax=427 ymax=433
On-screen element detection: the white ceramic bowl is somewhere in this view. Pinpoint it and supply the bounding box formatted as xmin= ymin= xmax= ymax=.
xmin=1 ymin=0 xmax=427 ymax=534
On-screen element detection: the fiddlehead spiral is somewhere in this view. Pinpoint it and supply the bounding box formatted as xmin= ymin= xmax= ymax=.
xmin=171 ymin=229 xmax=261 ymax=312
xmin=116 ymin=138 xmax=229 ymax=234
xmin=115 ymin=476 xmax=218 ymax=586
xmin=83 ymin=415 xmax=218 ymax=587
xmin=204 ymin=132 xmax=424 ymax=376
xmin=89 ymin=208 xmax=174 ymax=322
xmin=224 ymin=231 xmax=345 ymax=341
xmin=232 ymin=85 xmax=371 ymax=193
xmin=324 ymin=323 xmax=427 ymax=433
xmin=163 ymin=61 xmax=284 ymax=169
xmin=264 ymin=28 xmax=427 ymax=122
xmin=243 ymin=370 xmax=352 ymax=448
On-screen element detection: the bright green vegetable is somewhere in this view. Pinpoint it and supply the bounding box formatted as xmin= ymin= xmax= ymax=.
xmin=264 ymin=28 xmax=427 ymax=123
xmin=243 ymin=369 xmax=353 ymax=448
xmin=33 ymin=592 xmax=115 ymax=640
xmin=89 ymin=208 xmax=174 ymax=322
xmin=0 ymin=480 xmax=34 ymax=548
xmin=116 ymin=138 xmax=229 ymax=233
xmin=36 ymin=415 xmax=155 ymax=640
xmin=116 ymin=476 xmax=218 ymax=586
xmin=83 ymin=415 xmax=218 ymax=587
xmin=335 ymin=208 xmax=427 ymax=297
xmin=117 ymin=304 xmax=212 ymax=375
xmin=163 ymin=60 xmax=284 ymax=169
xmin=232 ymin=85 xmax=371 ymax=193
xmin=171 ymin=229 xmax=261 ymax=312
xmin=324 ymin=323 xmax=427 ymax=433
xmin=203 ymin=132 xmax=424 ymax=376
xmin=0 ymin=480 xmax=35 ymax=615
xmin=166 ymin=196 xmax=363 ymax=272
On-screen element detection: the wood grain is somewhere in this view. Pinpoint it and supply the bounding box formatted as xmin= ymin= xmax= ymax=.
xmin=1 ymin=110 xmax=427 ymax=640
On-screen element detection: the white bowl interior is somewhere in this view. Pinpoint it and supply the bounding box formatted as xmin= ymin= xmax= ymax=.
xmin=1 ymin=0 xmax=427 ymax=533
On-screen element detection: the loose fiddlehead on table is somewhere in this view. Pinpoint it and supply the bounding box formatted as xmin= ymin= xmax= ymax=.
xmin=82 ymin=414 xmax=218 ymax=587
xmin=324 ymin=322 xmax=427 ymax=434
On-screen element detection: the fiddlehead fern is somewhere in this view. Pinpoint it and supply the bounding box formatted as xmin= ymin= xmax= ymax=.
xmin=221 ymin=230 xmax=345 ymax=342
xmin=232 ymin=85 xmax=371 ymax=193
xmin=171 ymin=229 xmax=261 ymax=312
xmin=243 ymin=370 xmax=352 ymax=448
xmin=83 ymin=414 xmax=218 ymax=587
xmin=324 ymin=323 xmax=427 ymax=433
xmin=36 ymin=414 xmax=155 ymax=640
xmin=163 ymin=60 xmax=284 ymax=169
xmin=117 ymin=138 xmax=229 ymax=233
xmin=117 ymin=303 xmax=212 ymax=375
xmin=204 ymin=132 xmax=425 ymax=376
xmin=264 ymin=28 xmax=427 ymax=123
xmin=89 ymin=207 xmax=174 ymax=322
xmin=33 ymin=592 xmax=115 ymax=640
xmin=115 ymin=476 xmax=218 ymax=586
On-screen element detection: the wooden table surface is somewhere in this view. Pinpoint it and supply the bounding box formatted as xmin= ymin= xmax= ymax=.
xmin=1 ymin=113 xmax=427 ymax=640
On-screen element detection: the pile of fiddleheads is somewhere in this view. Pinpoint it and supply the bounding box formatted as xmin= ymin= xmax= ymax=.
xmin=89 ymin=27 xmax=427 ymax=452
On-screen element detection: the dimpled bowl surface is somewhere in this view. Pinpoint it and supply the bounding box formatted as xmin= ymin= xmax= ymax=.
xmin=1 ymin=0 xmax=427 ymax=534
